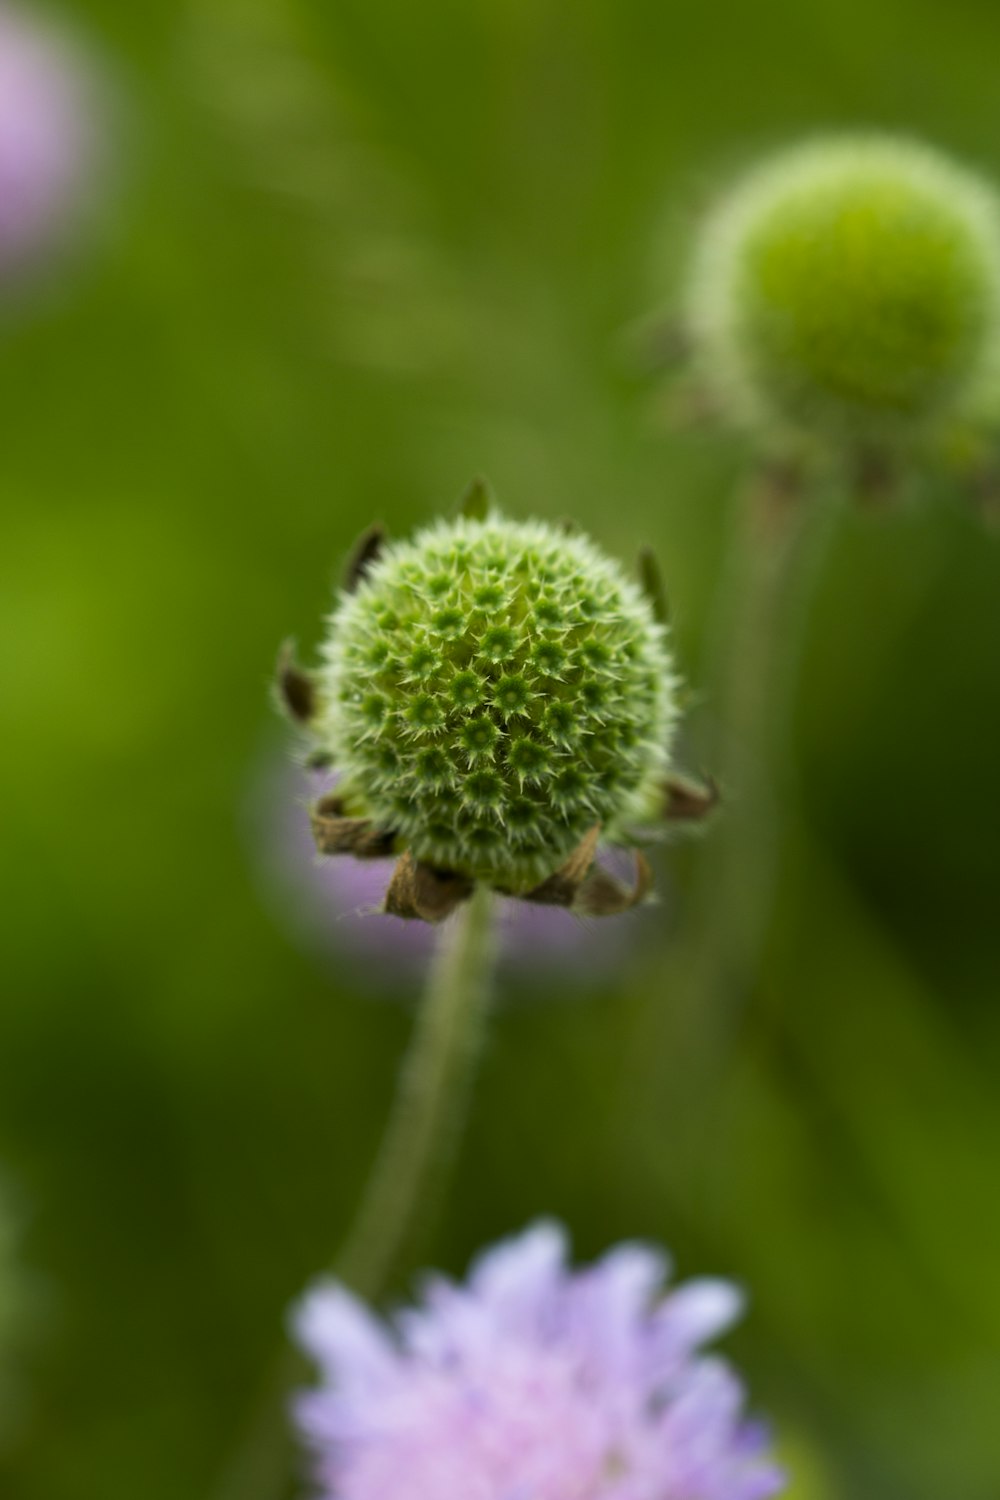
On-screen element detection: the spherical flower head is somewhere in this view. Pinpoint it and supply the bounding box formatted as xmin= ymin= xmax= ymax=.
xmin=315 ymin=514 xmax=678 ymax=892
xmin=0 ymin=5 xmax=95 ymax=283
xmin=686 ymin=135 xmax=1000 ymax=447
xmin=293 ymin=1221 xmax=785 ymax=1500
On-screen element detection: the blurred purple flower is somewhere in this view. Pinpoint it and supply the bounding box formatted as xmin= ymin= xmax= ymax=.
xmin=247 ymin=758 xmax=652 ymax=994
xmin=293 ymin=1220 xmax=785 ymax=1500
xmin=0 ymin=4 xmax=95 ymax=281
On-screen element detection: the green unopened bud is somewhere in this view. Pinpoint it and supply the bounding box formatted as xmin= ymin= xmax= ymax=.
xmin=314 ymin=512 xmax=679 ymax=891
xmin=686 ymin=136 xmax=1000 ymax=451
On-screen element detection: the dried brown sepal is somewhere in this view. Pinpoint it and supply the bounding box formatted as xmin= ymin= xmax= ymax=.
xmin=304 ymin=748 xmax=335 ymax=771
xmin=982 ymin=497 xmax=1000 ymax=529
xmin=314 ymin=792 xmax=349 ymax=817
xmin=383 ymin=851 xmax=475 ymax=923
xmin=661 ymin=377 xmax=724 ymax=432
xmin=457 ymin=475 xmax=493 ymax=521
xmin=344 ymin=523 xmax=387 ymax=592
xmin=661 ymin=771 xmax=720 ymax=823
xmin=637 ymin=545 xmax=670 ymax=625
xmin=519 ymin=825 xmax=601 ymax=908
xmin=969 ymin=463 xmax=1000 ymax=528
xmin=620 ymin=314 xmax=692 ymax=377
xmin=310 ymin=797 xmax=397 ymax=860
xmin=574 ymin=851 xmax=654 ymax=917
xmin=746 ymin=457 xmax=806 ymax=540
xmin=854 ymin=445 xmax=899 ymax=510
xmin=276 ymin=639 xmax=318 ymax=725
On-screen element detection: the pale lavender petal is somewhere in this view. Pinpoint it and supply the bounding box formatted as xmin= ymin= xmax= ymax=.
xmin=292 ymin=1279 xmax=398 ymax=1391
xmin=396 ymin=1275 xmax=492 ymax=1364
xmin=568 ymin=1242 xmax=668 ymax=1382
xmin=0 ymin=5 xmax=95 ymax=279
xmin=468 ymin=1218 xmax=568 ymax=1331
xmin=659 ymin=1355 xmax=744 ymax=1449
xmin=649 ymin=1277 xmax=746 ymax=1374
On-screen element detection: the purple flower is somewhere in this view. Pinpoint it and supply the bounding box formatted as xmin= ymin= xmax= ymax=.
xmin=0 ymin=5 xmax=95 ymax=281
xmin=293 ymin=1222 xmax=785 ymax=1500
xmin=248 ymin=758 xmax=648 ymax=994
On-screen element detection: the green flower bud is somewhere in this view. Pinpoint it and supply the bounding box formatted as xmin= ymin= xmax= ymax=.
xmin=686 ymin=136 xmax=1000 ymax=449
xmin=314 ymin=513 xmax=679 ymax=891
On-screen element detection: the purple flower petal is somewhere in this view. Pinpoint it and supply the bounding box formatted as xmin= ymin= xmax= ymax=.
xmin=648 ymin=1277 xmax=746 ymax=1375
xmin=0 ymin=6 xmax=95 ymax=280
xmin=292 ymin=1279 xmax=397 ymax=1392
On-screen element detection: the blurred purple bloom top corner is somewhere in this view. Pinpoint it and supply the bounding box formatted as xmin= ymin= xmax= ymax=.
xmin=0 ymin=3 xmax=97 ymax=281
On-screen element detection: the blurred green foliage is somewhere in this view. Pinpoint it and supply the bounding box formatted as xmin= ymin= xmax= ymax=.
xmin=1 ymin=1 xmax=998 ymax=1497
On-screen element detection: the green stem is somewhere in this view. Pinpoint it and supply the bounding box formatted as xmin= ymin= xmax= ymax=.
xmin=335 ymin=881 xmax=497 ymax=1297
xmin=619 ymin=473 xmax=833 ymax=1225
xmin=211 ymin=883 xmax=498 ymax=1500
xmin=649 ymin=471 xmax=835 ymax=1089
xmin=688 ymin=478 xmax=821 ymax=1017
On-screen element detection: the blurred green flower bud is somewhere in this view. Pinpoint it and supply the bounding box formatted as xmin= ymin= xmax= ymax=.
xmin=686 ymin=136 xmax=1000 ymax=459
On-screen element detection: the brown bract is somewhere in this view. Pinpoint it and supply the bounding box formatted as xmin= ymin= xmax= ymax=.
xmin=297 ymin=769 xmax=718 ymax=924
xmin=310 ymin=793 xmax=398 ymax=860
xmin=379 ymin=823 xmax=655 ymax=924
xmin=661 ymin=772 xmax=721 ymax=822
xmin=343 ymin=523 xmax=387 ymax=591
xmin=384 ymin=852 xmax=475 ymax=923
xmin=275 ymin=639 xmax=318 ymax=726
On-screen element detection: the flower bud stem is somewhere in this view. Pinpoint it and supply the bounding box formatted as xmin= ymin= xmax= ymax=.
xmin=691 ymin=470 xmax=820 ymax=1002
xmin=336 ymin=882 xmax=497 ymax=1297
xmin=210 ymin=884 xmax=497 ymax=1500
xmin=682 ymin=473 xmax=834 ymax=1048
xmin=630 ymin=471 xmax=835 ymax=1145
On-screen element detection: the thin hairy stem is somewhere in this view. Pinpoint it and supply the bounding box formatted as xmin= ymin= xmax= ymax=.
xmin=686 ymin=472 xmax=829 ymax=1030
xmin=211 ymin=884 xmax=498 ymax=1500
xmin=633 ymin=469 xmax=835 ymax=1108
xmin=615 ymin=472 xmax=833 ymax=1226
xmin=335 ymin=882 xmax=497 ymax=1296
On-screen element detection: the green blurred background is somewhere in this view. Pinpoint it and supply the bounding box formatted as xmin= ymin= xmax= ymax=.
xmin=2 ymin=0 xmax=999 ymax=1496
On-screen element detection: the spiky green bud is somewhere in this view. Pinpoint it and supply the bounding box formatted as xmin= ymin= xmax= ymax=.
xmin=314 ymin=514 xmax=679 ymax=891
xmin=687 ymin=136 xmax=1000 ymax=448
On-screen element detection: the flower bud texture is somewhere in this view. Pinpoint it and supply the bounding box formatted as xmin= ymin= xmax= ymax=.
xmin=687 ymin=136 xmax=1000 ymax=442
xmin=316 ymin=516 xmax=677 ymax=889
